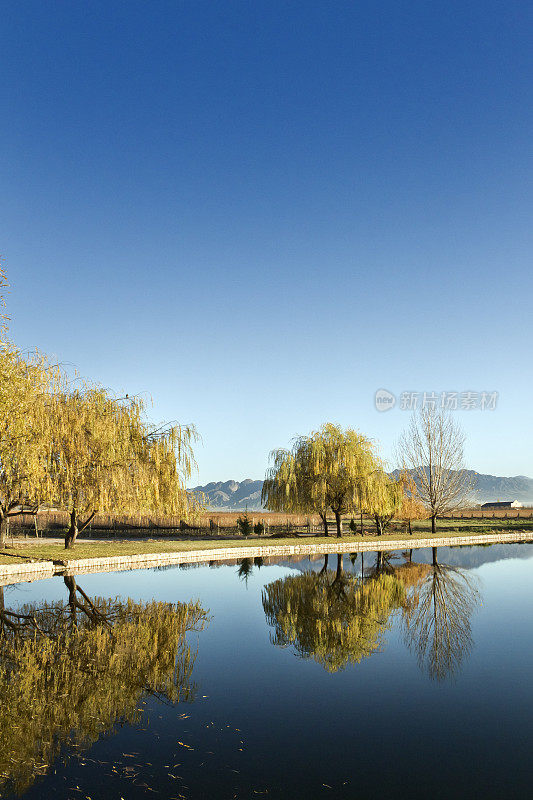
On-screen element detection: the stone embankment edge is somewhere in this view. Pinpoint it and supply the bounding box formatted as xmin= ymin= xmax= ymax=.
xmin=1 ymin=531 xmax=532 ymax=582
xmin=60 ymin=531 xmax=533 ymax=575
xmin=0 ymin=561 xmax=56 ymax=582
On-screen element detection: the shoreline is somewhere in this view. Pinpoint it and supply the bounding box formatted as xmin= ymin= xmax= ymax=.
xmin=1 ymin=530 xmax=532 ymax=584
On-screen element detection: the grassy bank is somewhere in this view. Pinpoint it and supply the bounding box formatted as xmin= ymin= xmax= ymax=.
xmin=2 ymin=518 xmax=533 ymax=563
xmin=408 ymin=518 xmax=533 ymax=534
xmin=0 ymin=552 xmax=40 ymax=565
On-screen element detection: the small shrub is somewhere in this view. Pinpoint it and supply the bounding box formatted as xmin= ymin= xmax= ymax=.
xmin=237 ymin=513 xmax=253 ymax=537
xmin=254 ymin=521 xmax=264 ymax=535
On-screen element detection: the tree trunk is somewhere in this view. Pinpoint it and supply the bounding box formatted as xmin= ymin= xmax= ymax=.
xmin=334 ymin=510 xmax=342 ymax=538
xmin=432 ymin=546 xmax=438 ymax=566
xmin=320 ymin=514 xmax=329 ymax=537
xmin=64 ymin=575 xmax=78 ymax=627
xmin=336 ymin=553 xmax=343 ymax=581
xmin=65 ymin=509 xmax=96 ymax=549
xmin=408 ymin=548 xmax=413 ymax=563
xmin=431 ymin=514 xmax=437 ymax=534
xmin=65 ymin=508 xmax=78 ymax=549
xmin=320 ymin=553 xmax=329 ymax=575
xmin=0 ymin=514 xmax=7 ymax=549
xmin=64 ymin=574 xmax=77 ymax=600
xmin=408 ymin=519 xmax=412 ymax=536
xmin=0 ymin=585 xmax=4 ymax=637
xmin=360 ymin=510 xmax=364 ymax=536
xmin=375 ymin=516 xmax=383 ymax=536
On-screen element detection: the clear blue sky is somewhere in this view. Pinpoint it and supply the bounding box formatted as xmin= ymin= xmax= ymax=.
xmin=2 ymin=0 xmax=532 ymax=484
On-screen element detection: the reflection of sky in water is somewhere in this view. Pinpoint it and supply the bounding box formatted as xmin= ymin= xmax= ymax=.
xmin=8 ymin=542 xmax=533 ymax=800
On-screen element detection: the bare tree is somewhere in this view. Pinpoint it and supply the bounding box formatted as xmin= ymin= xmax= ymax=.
xmin=401 ymin=548 xmax=480 ymax=681
xmin=397 ymin=407 xmax=472 ymax=533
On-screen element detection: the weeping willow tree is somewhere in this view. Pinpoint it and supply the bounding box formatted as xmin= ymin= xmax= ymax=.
xmin=0 ymin=580 xmax=208 ymax=796
xmin=400 ymin=548 xmax=480 ymax=681
xmin=0 ymin=265 xmax=201 ymax=548
xmin=262 ymin=563 xmax=406 ymax=672
xmin=47 ymin=383 xmax=200 ymax=548
xmin=361 ymin=468 xmax=403 ymax=536
xmin=0 ymin=343 xmax=62 ymax=547
xmin=0 ymin=268 xmax=60 ymax=545
xmin=263 ymin=423 xmax=378 ymax=538
xmin=262 ymin=447 xmax=331 ymax=536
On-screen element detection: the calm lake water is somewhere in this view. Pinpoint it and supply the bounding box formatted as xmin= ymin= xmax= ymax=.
xmin=3 ymin=542 xmax=533 ymax=799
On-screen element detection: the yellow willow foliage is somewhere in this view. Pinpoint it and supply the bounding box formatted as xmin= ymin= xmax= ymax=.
xmin=0 ymin=592 xmax=208 ymax=796
xmin=393 ymin=561 xmax=431 ymax=589
xmin=361 ymin=469 xmax=403 ymax=529
xmin=304 ymin=424 xmax=377 ymax=515
xmin=47 ymin=386 xmax=137 ymax=518
xmin=0 ymin=343 xmax=62 ymax=530
xmin=262 ymin=449 xmax=308 ymax=513
xmin=262 ymin=571 xmax=406 ymax=673
xmin=47 ymin=383 xmax=201 ymax=528
xmin=263 ymin=423 xmax=378 ymax=518
xmin=397 ymin=470 xmax=426 ymax=524
xmin=0 ymin=263 xmax=7 ymax=339
xmin=130 ymin=421 xmax=202 ymax=520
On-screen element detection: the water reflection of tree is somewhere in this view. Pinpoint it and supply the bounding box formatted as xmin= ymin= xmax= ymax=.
xmin=237 ymin=556 xmax=264 ymax=585
xmin=0 ymin=580 xmax=208 ymax=797
xmin=401 ymin=547 xmax=480 ymax=681
xmin=370 ymin=549 xmax=399 ymax=577
xmin=262 ymin=554 xmax=405 ymax=672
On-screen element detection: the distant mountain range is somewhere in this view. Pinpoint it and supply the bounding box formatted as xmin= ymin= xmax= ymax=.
xmin=191 ymin=479 xmax=264 ymax=510
xmin=192 ymin=471 xmax=533 ymax=510
xmin=392 ymin=470 xmax=533 ymax=505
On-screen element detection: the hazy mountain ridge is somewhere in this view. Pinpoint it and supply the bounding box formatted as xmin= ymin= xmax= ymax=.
xmin=464 ymin=470 xmax=533 ymax=502
xmin=191 ymin=479 xmax=264 ymax=510
xmin=192 ymin=472 xmax=533 ymax=510
xmin=395 ymin=469 xmax=533 ymax=505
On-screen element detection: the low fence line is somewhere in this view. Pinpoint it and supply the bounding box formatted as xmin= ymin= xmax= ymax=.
xmin=8 ymin=508 xmax=533 ymax=538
